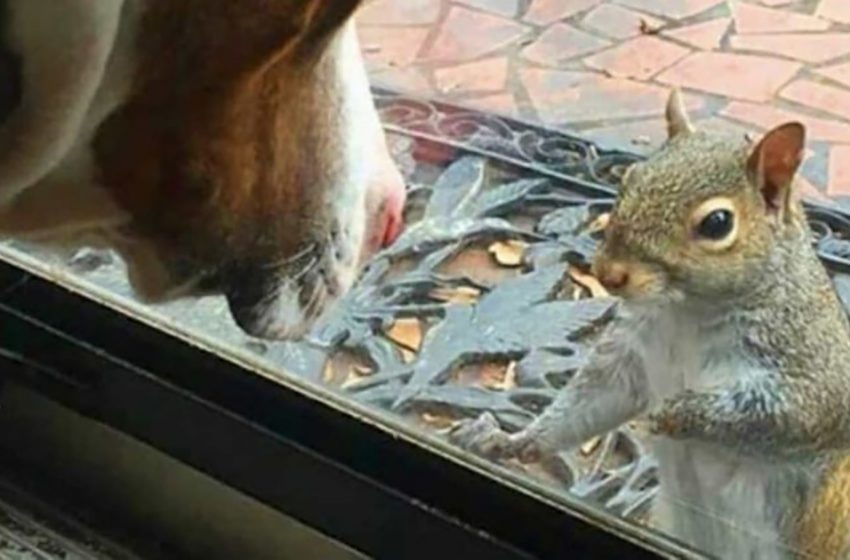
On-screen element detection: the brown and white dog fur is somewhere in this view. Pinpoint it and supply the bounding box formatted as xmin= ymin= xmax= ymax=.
xmin=0 ymin=0 xmax=405 ymax=338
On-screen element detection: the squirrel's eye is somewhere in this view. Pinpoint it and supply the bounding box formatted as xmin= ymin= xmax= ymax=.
xmin=696 ymin=209 xmax=734 ymax=240
xmin=690 ymin=196 xmax=738 ymax=251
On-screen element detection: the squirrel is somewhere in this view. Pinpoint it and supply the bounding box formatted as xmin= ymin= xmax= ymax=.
xmin=450 ymin=89 xmax=850 ymax=559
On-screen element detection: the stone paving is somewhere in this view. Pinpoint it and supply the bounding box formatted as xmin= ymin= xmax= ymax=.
xmin=358 ymin=0 xmax=850 ymax=206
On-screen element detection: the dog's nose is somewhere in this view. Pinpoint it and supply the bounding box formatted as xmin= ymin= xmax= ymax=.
xmin=363 ymin=139 xmax=407 ymax=256
xmin=597 ymin=262 xmax=630 ymax=292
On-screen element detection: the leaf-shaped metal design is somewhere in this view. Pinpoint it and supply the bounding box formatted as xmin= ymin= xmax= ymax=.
xmin=424 ymin=156 xmax=486 ymax=218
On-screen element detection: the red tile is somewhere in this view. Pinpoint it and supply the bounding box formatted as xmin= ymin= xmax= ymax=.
xmin=662 ymin=18 xmax=730 ymax=50
xmin=581 ymin=4 xmax=664 ymax=40
xmin=358 ymin=0 xmax=442 ymax=25
xmin=696 ymin=116 xmax=756 ymax=139
xmin=426 ymin=6 xmax=529 ymax=61
xmin=456 ymin=0 xmax=520 ymax=18
xmin=816 ymin=61 xmax=850 ymax=88
xmin=524 ymin=0 xmax=603 ymax=26
xmin=827 ymin=145 xmax=850 ymax=197
xmin=581 ymin=118 xmax=667 ymax=155
xmin=520 ymin=69 xmax=704 ymax=123
xmin=358 ymin=26 xmax=431 ymax=71
xmin=521 ymin=24 xmax=611 ymax=66
xmin=720 ymin=101 xmax=850 ymax=143
xmin=732 ymin=2 xmax=829 ymax=34
xmin=781 ymin=79 xmax=850 ymax=122
xmin=613 ymin=0 xmax=724 ymax=20
xmin=657 ymin=52 xmax=801 ymax=102
xmin=412 ymin=139 xmax=458 ymax=167
xmin=818 ymin=0 xmax=850 ymax=25
xmin=521 ymin=69 xmax=591 ymax=101
xmin=797 ymin=175 xmax=833 ymax=205
xmin=583 ymin=115 xmax=756 ymax=156
xmin=584 ymin=36 xmax=691 ymax=80
xmin=434 ymin=57 xmax=509 ymax=94
xmin=730 ymin=33 xmax=850 ymax=64
xmin=370 ymin=66 xmax=432 ymax=93
xmin=465 ymin=92 xmax=520 ymax=117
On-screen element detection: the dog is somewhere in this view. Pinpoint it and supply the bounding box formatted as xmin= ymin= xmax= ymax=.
xmin=0 ymin=0 xmax=406 ymax=339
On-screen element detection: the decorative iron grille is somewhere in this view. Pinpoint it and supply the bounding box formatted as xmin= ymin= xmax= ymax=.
xmin=16 ymin=87 xmax=850 ymax=524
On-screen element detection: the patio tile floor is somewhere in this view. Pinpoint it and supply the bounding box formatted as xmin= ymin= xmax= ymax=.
xmin=359 ymin=0 xmax=850 ymax=206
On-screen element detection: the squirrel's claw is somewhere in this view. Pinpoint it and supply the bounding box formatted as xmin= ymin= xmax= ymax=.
xmin=449 ymin=412 xmax=540 ymax=462
xmin=450 ymin=412 xmax=512 ymax=457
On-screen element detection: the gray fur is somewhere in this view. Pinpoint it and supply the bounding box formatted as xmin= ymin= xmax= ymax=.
xmin=452 ymin=116 xmax=850 ymax=559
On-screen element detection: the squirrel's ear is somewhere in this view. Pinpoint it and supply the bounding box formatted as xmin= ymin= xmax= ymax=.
xmin=746 ymin=122 xmax=805 ymax=216
xmin=665 ymin=88 xmax=694 ymax=139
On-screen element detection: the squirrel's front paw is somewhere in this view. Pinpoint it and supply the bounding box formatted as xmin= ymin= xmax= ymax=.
xmin=648 ymin=392 xmax=704 ymax=439
xmin=648 ymin=408 xmax=683 ymax=437
xmin=449 ymin=412 xmax=540 ymax=462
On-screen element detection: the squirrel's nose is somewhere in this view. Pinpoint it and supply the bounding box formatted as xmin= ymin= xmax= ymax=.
xmin=597 ymin=263 xmax=630 ymax=292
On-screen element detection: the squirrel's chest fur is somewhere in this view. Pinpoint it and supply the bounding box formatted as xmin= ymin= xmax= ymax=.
xmin=628 ymin=304 xmax=823 ymax=559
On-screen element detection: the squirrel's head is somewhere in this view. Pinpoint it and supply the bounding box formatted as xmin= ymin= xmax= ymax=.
xmin=592 ymin=89 xmax=807 ymax=304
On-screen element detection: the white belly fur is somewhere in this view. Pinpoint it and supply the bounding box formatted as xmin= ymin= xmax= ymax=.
xmin=652 ymin=440 xmax=795 ymax=559
xmin=631 ymin=304 xmax=799 ymax=559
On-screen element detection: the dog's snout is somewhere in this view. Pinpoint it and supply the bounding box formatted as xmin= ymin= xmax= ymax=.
xmin=224 ymin=269 xmax=307 ymax=340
